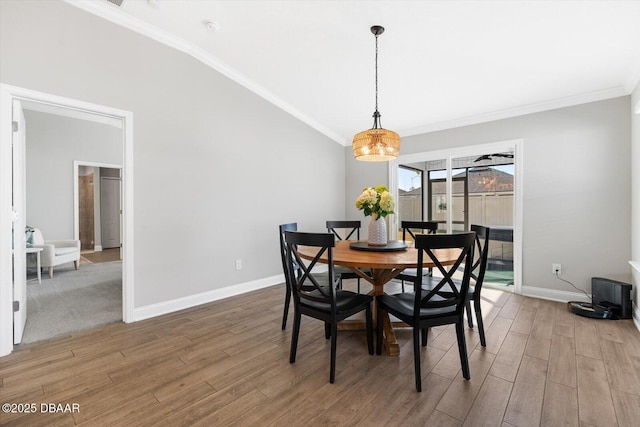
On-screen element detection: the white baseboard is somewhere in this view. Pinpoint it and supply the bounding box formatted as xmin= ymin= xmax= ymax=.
xmin=521 ymin=285 xmax=591 ymax=303
xmin=133 ymin=274 xmax=284 ymax=322
xmin=94 ymin=245 xmax=103 ymax=252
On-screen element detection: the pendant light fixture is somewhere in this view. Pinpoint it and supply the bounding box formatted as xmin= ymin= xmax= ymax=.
xmin=353 ymin=25 xmax=401 ymax=162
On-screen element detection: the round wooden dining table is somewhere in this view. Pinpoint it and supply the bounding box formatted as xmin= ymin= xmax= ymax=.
xmin=297 ymin=239 xmax=460 ymax=356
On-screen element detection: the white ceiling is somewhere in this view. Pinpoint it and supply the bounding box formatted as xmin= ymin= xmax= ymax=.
xmin=68 ymin=0 xmax=640 ymax=145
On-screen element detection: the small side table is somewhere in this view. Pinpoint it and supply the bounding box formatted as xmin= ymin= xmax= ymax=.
xmin=26 ymin=247 xmax=43 ymax=284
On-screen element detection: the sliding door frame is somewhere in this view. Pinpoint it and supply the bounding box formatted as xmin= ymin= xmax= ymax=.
xmin=389 ymin=139 xmax=524 ymax=294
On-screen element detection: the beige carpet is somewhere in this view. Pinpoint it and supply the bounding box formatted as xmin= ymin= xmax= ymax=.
xmin=21 ymin=261 xmax=122 ymax=344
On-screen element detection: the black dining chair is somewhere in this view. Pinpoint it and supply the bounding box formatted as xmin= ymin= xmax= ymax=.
xmin=420 ymin=225 xmax=491 ymax=347
xmin=278 ymin=223 xmax=298 ymax=330
xmin=284 ymin=230 xmax=374 ymax=384
xmin=462 ymin=225 xmax=491 ymax=347
xmin=396 ymin=221 xmax=439 ymax=292
xmin=326 ymin=220 xmax=363 ymax=292
xmin=376 ymin=231 xmax=476 ymax=392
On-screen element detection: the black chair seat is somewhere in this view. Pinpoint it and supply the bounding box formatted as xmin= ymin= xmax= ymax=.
xmin=377 ymin=293 xmax=457 ymax=319
xmin=397 ymin=267 xmax=419 ymax=278
xmin=334 ymin=265 xmax=355 ymax=276
xmin=396 ymin=270 xmax=427 ymax=295
xmin=300 ymin=290 xmax=372 ymax=314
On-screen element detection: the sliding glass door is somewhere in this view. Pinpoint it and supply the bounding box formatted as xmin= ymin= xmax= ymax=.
xmin=389 ymin=140 xmax=522 ymax=291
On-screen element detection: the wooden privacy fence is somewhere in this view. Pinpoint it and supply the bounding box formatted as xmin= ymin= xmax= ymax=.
xmin=398 ymin=192 xmax=514 ymax=228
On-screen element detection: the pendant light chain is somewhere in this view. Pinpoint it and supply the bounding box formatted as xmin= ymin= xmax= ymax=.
xmin=373 ymin=32 xmax=382 ymax=129
xmin=375 ymin=32 xmax=379 ymax=114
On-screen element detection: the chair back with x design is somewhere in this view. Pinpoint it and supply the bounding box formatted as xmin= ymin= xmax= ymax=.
xmin=414 ymin=232 xmax=475 ymax=316
xmin=326 ymin=220 xmax=362 ymax=292
xmin=284 ymin=231 xmax=340 ymax=311
xmin=401 ymin=221 xmax=438 ymax=241
xmin=326 ymin=220 xmax=361 ymax=241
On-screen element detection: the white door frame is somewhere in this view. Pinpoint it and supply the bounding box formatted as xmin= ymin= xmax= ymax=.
xmin=388 ymin=139 xmax=524 ymax=294
xmin=0 ymin=83 xmax=134 ymax=356
xmin=12 ymin=100 xmax=26 ymax=344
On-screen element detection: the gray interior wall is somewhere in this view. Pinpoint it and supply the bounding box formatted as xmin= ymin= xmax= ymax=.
xmin=631 ymin=82 xmax=640 ymax=318
xmin=345 ymin=161 xmax=390 ymax=231
xmin=1 ymin=0 xmax=345 ymax=307
xmin=346 ymin=97 xmax=632 ymax=297
xmin=23 ymin=110 xmax=122 ymax=240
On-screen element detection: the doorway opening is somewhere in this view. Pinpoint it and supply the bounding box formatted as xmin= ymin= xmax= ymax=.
xmin=0 ymin=84 xmax=134 ymax=356
xmin=75 ymin=162 xmax=123 ymax=260
xmin=21 ymin=110 xmax=123 ymax=344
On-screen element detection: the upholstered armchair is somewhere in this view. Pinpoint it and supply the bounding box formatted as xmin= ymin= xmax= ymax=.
xmin=26 ymin=228 xmax=80 ymax=278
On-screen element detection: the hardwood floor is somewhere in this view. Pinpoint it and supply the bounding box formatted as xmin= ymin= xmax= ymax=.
xmin=1 ymin=282 xmax=639 ymax=426
xmin=80 ymin=248 xmax=121 ymax=264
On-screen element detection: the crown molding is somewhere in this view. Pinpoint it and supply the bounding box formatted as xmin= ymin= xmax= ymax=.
xmin=63 ymin=0 xmax=346 ymax=145
xmin=400 ymin=86 xmax=630 ymax=138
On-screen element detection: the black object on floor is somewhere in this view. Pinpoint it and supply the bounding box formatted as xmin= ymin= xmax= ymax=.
xmin=567 ymin=301 xmax=617 ymax=319
xmin=567 ymin=277 xmax=632 ymax=320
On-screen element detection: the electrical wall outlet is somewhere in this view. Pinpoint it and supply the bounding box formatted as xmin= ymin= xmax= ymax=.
xmin=552 ymin=263 xmax=562 ymax=275
xmin=235 ymin=259 xmax=242 ymax=270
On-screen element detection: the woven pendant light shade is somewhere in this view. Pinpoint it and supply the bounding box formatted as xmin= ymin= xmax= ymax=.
xmin=352 ymin=128 xmax=401 ymax=161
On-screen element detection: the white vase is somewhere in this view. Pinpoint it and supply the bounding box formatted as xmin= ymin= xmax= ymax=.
xmin=368 ymin=213 xmax=388 ymax=246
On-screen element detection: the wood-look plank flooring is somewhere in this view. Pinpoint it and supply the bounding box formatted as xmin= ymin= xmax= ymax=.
xmin=1 ymin=281 xmax=640 ymax=426
xmin=80 ymin=248 xmax=121 ymax=264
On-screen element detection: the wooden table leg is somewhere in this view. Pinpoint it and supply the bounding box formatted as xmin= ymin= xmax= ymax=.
xmin=336 ymin=266 xmax=406 ymax=356
xmin=337 ymin=312 xmax=401 ymax=356
xmin=382 ymin=312 xmax=400 ymax=356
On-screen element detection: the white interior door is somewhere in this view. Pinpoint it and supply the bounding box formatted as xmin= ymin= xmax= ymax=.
xmin=12 ymin=100 xmax=26 ymax=344
xmin=100 ymin=177 xmax=121 ymax=249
